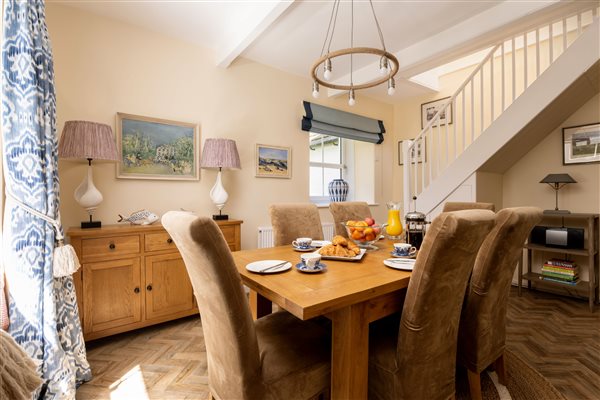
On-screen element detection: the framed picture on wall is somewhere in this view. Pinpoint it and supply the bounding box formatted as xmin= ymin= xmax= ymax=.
xmin=255 ymin=144 xmax=291 ymax=178
xmin=116 ymin=113 xmax=200 ymax=180
xmin=562 ymin=123 xmax=600 ymax=165
xmin=421 ymin=97 xmax=452 ymax=129
xmin=398 ymin=138 xmax=426 ymax=165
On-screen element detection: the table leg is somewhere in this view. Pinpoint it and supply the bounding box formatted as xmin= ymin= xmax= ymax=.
xmin=249 ymin=290 xmax=272 ymax=320
xmin=329 ymin=302 xmax=369 ymax=400
xmin=517 ymin=255 xmax=522 ymax=296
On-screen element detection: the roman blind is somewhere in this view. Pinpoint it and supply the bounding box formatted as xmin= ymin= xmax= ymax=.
xmin=301 ymin=101 xmax=385 ymax=144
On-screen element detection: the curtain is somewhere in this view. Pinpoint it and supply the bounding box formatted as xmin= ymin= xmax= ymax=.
xmin=2 ymin=1 xmax=91 ymax=398
xmin=301 ymin=101 xmax=386 ymax=144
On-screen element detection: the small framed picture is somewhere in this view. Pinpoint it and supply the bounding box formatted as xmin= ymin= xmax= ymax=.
xmin=255 ymin=144 xmax=291 ymax=178
xmin=562 ymin=123 xmax=600 ymax=165
xmin=398 ymin=138 xmax=426 ymax=165
xmin=421 ymin=97 xmax=452 ymax=129
xmin=116 ymin=113 xmax=199 ymax=180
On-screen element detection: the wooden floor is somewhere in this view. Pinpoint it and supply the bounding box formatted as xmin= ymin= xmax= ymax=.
xmin=77 ymin=287 xmax=599 ymax=400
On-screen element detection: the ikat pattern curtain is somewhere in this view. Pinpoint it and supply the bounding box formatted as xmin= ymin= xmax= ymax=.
xmin=2 ymin=1 xmax=91 ymax=398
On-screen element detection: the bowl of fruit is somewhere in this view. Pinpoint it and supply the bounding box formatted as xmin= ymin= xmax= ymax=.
xmin=343 ymin=217 xmax=384 ymax=249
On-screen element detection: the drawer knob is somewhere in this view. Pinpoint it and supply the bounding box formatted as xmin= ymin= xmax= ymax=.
xmin=146 ymin=284 xmax=153 ymax=291
xmin=134 ymin=287 xmax=140 ymax=294
xmin=167 ymin=238 xmax=173 ymax=244
xmin=109 ymin=243 xmax=116 ymax=250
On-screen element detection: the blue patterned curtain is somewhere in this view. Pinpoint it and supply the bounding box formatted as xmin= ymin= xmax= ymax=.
xmin=2 ymin=1 xmax=91 ymax=398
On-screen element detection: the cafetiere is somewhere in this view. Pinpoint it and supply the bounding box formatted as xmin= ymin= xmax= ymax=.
xmin=405 ymin=196 xmax=428 ymax=250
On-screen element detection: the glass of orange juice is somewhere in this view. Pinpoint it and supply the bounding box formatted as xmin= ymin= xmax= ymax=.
xmin=385 ymin=201 xmax=403 ymax=239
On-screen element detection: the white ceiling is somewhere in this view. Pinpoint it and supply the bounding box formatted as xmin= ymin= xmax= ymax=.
xmin=62 ymin=0 xmax=567 ymax=103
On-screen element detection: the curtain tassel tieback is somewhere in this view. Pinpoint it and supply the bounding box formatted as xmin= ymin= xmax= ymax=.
xmin=5 ymin=190 xmax=81 ymax=277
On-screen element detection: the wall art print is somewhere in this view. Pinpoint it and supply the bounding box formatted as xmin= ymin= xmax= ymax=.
xmin=117 ymin=113 xmax=199 ymax=180
xmin=255 ymin=144 xmax=291 ymax=178
xmin=562 ymin=123 xmax=600 ymax=165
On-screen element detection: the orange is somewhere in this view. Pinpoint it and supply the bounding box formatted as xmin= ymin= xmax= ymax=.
xmin=352 ymin=230 xmax=363 ymax=240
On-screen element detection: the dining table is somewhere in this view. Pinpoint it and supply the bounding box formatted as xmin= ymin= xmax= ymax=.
xmin=232 ymin=238 xmax=413 ymax=400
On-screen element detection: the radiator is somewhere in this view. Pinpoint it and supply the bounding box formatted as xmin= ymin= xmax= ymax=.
xmin=257 ymin=223 xmax=335 ymax=248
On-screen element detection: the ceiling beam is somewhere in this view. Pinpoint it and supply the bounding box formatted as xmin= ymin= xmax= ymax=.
xmin=216 ymin=1 xmax=295 ymax=68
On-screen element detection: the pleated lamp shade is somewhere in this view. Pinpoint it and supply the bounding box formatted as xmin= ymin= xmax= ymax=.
xmin=58 ymin=120 xmax=119 ymax=161
xmin=200 ymin=138 xmax=241 ymax=169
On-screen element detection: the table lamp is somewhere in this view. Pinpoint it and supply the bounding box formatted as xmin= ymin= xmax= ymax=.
xmin=539 ymin=173 xmax=577 ymax=214
xmin=58 ymin=121 xmax=119 ymax=228
xmin=200 ymin=138 xmax=241 ymax=220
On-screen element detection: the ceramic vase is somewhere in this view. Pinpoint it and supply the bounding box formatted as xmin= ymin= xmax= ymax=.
xmin=328 ymin=178 xmax=349 ymax=202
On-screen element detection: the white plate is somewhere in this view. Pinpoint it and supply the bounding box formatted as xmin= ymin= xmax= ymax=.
xmin=246 ymin=260 xmax=292 ymax=274
xmin=311 ymin=240 xmax=331 ymax=248
xmin=295 ymin=262 xmax=327 ymax=273
xmin=293 ymin=246 xmax=317 ymax=252
xmin=318 ymin=248 xmax=367 ymax=262
xmin=383 ymin=258 xmax=416 ymax=271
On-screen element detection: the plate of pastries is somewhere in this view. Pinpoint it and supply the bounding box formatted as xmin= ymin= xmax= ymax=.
xmin=317 ymin=235 xmax=367 ymax=261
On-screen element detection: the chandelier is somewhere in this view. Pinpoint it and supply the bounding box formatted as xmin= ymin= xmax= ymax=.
xmin=311 ymin=0 xmax=399 ymax=106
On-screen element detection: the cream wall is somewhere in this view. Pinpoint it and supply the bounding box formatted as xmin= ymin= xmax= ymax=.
xmin=47 ymin=4 xmax=395 ymax=249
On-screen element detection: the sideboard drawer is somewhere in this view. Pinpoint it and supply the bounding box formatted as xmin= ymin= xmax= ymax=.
xmin=145 ymin=232 xmax=176 ymax=252
xmin=82 ymin=235 xmax=140 ymax=259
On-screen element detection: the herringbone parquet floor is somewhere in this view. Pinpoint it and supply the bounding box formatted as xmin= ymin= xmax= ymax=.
xmin=77 ymin=287 xmax=599 ymax=400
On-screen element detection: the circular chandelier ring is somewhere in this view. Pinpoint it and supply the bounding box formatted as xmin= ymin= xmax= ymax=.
xmin=311 ymin=47 xmax=399 ymax=91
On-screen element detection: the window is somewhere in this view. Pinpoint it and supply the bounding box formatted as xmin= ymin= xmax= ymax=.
xmin=309 ymin=133 xmax=344 ymax=203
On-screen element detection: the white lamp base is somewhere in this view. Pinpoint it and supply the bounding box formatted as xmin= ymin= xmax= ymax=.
xmin=209 ymin=169 xmax=229 ymax=220
xmin=74 ymin=163 xmax=103 ymax=228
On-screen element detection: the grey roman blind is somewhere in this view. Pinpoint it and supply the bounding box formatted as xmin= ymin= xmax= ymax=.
xmin=301 ymin=101 xmax=385 ymax=144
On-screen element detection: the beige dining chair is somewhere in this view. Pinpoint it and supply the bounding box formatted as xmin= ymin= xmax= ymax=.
xmin=162 ymin=211 xmax=331 ymax=400
xmin=442 ymin=201 xmax=495 ymax=212
xmin=368 ymin=209 xmax=496 ymax=400
xmin=269 ymin=203 xmax=324 ymax=247
xmin=457 ymin=207 xmax=542 ymax=400
xmin=329 ymin=201 xmax=372 ymax=237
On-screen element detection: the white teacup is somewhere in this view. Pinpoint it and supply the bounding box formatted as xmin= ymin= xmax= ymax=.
xmin=393 ymin=243 xmax=417 ymax=257
xmin=301 ymin=253 xmax=322 ymax=269
xmin=292 ymin=237 xmax=313 ymax=249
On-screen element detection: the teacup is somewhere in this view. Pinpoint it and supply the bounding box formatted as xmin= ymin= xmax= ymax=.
xmin=393 ymin=243 xmax=417 ymax=257
xmin=292 ymin=237 xmax=313 ymax=249
xmin=301 ymin=253 xmax=322 ymax=269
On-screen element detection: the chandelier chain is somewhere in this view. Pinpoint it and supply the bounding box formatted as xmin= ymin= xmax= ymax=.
xmin=320 ymin=0 xmax=340 ymax=58
xmin=369 ymin=0 xmax=387 ymax=52
xmin=350 ymin=0 xmax=354 ymax=85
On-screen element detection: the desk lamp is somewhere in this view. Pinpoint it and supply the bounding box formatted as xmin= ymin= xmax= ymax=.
xmin=540 ymin=173 xmax=576 ymax=214
xmin=58 ymin=121 xmax=119 ymax=228
xmin=200 ymin=138 xmax=241 ymax=220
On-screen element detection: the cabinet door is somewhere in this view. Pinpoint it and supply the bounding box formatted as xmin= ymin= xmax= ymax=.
xmin=83 ymin=258 xmax=142 ymax=334
xmin=145 ymin=253 xmax=195 ymax=320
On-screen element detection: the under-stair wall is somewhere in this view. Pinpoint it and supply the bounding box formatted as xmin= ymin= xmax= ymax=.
xmin=403 ymin=10 xmax=600 ymax=217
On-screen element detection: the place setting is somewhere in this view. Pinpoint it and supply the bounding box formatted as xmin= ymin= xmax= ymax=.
xmin=384 ymin=243 xmax=418 ymax=271
xmin=246 ymin=260 xmax=292 ymax=274
xmin=390 ymin=242 xmax=417 ymax=259
xmin=296 ymin=253 xmax=326 ymax=274
xmin=291 ymin=237 xmax=317 ymax=252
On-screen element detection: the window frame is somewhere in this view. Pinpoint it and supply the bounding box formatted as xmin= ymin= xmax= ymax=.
xmin=309 ymin=134 xmax=345 ymax=204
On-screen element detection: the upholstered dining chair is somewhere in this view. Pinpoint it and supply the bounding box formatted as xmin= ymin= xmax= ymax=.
xmin=162 ymin=212 xmax=331 ymax=400
xmin=368 ymin=209 xmax=496 ymax=400
xmin=442 ymin=201 xmax=495 ymax=212
xmin=269 ymin=203 xmax=324 ymax=246
xmin=457 ymin=207 xmax=542 ymax=400
xmin=329 ymin=201 xmax=372 ymax=237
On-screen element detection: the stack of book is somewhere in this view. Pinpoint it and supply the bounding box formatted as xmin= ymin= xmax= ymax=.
xmin=541 ymin=259 xmax=579 ymax=285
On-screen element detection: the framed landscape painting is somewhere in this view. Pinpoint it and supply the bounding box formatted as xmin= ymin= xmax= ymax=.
xmin=255 ymin=144 xmax=291 ymax=178
xmin=116 ymin=113 xmax=199 ymax=180
xmin=563 ymin=123 xmax=600 ymax=165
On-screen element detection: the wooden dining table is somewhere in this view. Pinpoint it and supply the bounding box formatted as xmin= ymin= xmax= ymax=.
xmin=232 ymin=239 xmax=412 ymax=400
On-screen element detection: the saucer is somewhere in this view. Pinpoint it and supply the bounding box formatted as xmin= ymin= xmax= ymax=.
xmin=391 ymin=251 xmax=417 ymax=259
xmin=295 ymin=262 xmax=327 ymax=273
xmin=293 ymin=245 xmax=317 ymax=252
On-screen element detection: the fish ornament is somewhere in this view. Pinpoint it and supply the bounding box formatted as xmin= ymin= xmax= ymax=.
xmin=118 ymin=209 xmax=159 ymax=225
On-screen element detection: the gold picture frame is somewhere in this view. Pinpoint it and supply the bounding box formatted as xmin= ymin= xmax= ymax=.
xmin=255 ymin=144 xmax=291 ymax=179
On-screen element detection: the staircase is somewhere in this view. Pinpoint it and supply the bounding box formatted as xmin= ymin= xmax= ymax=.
xmin=402 ymin=8 xmax=600 ymax=217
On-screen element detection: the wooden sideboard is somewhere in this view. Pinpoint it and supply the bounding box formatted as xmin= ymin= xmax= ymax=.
xmin=68 ymin=219 xmax=243 ymax=340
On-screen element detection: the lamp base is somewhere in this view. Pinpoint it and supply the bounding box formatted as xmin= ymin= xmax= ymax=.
xmin=543 ymin=209 xmax=571 ymax=215
xmin=212 ymin=214 xmax=229 ymax=221
xmin=81 ymin=220 xmax=102 ymax=229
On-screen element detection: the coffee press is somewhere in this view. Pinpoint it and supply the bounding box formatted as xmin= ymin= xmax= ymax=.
xmin=405 ymin=196 xmax=428 ymax=250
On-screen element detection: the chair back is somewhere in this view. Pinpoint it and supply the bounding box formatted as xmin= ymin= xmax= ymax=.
xmin=329 ymin=201 xmax=372 ymax=237
xmin=458 ymin=207 xmax=542 ymax=371
xmin=162 ymin=212 xmax=264 ymax=399
xmin=396 ymin=209 xmax=495 ymax=400
xmin=269 ymin=203 xmax=324 ymax=246
xmin=442 ymin=201 xmax=495 ymax=212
